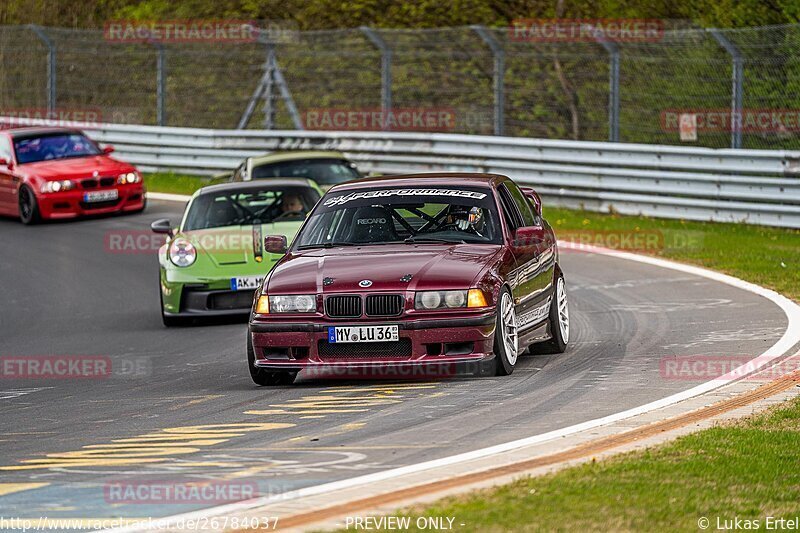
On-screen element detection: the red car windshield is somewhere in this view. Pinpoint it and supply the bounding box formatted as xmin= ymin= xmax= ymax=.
xmin=14 ymin=133 xmax=101 ymax=164
xmin=296 ymin=186 xmax=502 ymax=248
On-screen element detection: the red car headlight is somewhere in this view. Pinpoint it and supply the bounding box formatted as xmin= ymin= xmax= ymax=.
xmin=40 ymin=180 xmax=75 ymax=193
xmin=117 ymin=172 xmax=141 ymax=185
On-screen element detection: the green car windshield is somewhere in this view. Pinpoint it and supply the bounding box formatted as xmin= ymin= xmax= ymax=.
xmin=183 ymin=187 xmax=319 ymax=231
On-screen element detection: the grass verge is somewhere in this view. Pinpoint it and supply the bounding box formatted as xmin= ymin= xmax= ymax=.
xmin=144 ymin=172 xmax=212 ymax=196
xmin=381 ymin=397 xmax=800 ymax=532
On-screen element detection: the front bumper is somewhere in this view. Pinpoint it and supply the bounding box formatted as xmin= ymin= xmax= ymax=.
xmin=249 ymin=313 xmax=497 ymax=370
xmin=37 ymin=185 xmax=145 ymax=219
xmin=162 ymin=281 xmax=258 ymax=318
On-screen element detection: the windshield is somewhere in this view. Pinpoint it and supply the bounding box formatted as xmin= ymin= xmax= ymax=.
xmin=14 ymin=133 xmax=101 ymax=164
xmin=183 ymin=186 xmax=320 ymax=231
xmin=296 ymin=186 xmax=501 ymax=248
xmin=252 ymin=158 xmax=361 ymax=185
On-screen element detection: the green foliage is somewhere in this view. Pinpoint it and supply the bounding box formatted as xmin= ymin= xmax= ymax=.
xmin=1 ymin=0 xmax=799 ymax=29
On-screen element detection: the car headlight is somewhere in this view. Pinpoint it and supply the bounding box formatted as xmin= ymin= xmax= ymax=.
xmin=117 ymin=172 xmax=141 ymax=185
xmin=40 ymin=180 xmax=75 ymax=193
xmin=169 ymin=238 xmax=196 ymax=267
xmin=415 ymin=289 xmax=487 ymax=310
xmin=256 ymin=294 xmax=316 ymax=314
xmin=416 ymin=290 xmax=467 ymax=310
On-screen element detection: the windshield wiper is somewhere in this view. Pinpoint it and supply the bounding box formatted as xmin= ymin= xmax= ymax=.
xmin=404 ymin=237 xmax=466 ymax=244
xmin=297 ymin=241 xmax=359 ymax=250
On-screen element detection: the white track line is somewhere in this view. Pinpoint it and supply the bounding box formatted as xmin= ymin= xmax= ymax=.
xmin=103 ymin=241 xmax=800 ymax=532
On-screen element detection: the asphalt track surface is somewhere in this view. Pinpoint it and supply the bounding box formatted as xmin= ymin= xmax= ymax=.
xmin=0 ymin=200 xmax=788 ymax=528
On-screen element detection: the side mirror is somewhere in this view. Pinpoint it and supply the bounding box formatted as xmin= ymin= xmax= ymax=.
xmin=264 ymin=235 xmax=288 ymax=255
xmin=0 ymin=157 xmax=13 ymax=170
xmin=150 ymin=218 xmax=174 ymax=237
xmin=520 ymin=186 xmax=542 ymax=217
xmin=102 ymin=145 xmax=115 ymax=154
xmin=513 ymin=226 xmax=546 ymax=251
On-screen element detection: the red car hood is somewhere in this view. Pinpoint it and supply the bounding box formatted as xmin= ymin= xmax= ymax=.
xmin=267 ymin=243 xmax=503 ymax=294
xmin=21 ymin=155 xmax=133 ymax=180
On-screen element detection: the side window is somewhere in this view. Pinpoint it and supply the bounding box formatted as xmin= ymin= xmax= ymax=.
xmin=497 ymin=185 xmax=522 ymax=232
xmin=503 ymin=181 xmax=537 ymax=227
xmin=526 ymin=197 xmax=543 ymax=226
xmin=0 ymin=136 xmax=13 ymax=162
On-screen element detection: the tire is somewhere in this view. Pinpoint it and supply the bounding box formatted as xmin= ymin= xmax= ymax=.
xmin=492 ymin=288 xmax=519 ymax=376
xmin=19 ymin=185 xmax=41 ymax=225
xmin=539 ymin=273 xmax=570 ymax=354
xmin=247 ymin=333 xmax=297 ymax=386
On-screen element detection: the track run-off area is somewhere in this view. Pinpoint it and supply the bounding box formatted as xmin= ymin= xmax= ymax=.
xmin=0 ymin=199 xmax=794 ymax=529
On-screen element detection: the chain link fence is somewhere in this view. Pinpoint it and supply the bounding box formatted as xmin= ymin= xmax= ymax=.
xmin=2 ymin=23 xmax=800 ymax=149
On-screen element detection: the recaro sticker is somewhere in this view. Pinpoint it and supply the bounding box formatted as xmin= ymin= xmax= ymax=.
xmin=323 ymin=188 xmax=488 ymax=207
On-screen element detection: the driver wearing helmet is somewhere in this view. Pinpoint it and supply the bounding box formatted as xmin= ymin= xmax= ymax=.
xmin=446 ymin=205 xmax=486 ymax=236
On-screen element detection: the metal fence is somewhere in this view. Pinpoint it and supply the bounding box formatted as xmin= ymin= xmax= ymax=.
xmin=3 ymin=22 xmax=800 ymax=150
xmin=37 ymin=120 xmax=792 ymax=229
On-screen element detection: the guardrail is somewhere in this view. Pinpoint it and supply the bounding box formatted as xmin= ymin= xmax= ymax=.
xmin=7 ymin=119 xmax=800 ymax=228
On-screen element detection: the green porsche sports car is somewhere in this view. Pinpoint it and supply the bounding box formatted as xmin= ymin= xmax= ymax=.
xmin=151 ymin=178 xmax=323 ymax=326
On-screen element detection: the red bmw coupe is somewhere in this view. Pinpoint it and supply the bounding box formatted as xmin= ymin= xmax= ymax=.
xmin=247 ymin=173 xmax=570 ymax=385
xmin=0 ymin=126 xmax=145 ymax=224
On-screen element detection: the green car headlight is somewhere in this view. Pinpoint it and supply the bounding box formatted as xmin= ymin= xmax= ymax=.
xmin=267 ymin=294 xmax=316 ymax=313
xmin=169 ymin=238 xmax=196 ymax=267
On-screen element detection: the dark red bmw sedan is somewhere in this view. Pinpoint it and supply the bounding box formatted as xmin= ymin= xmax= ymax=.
xmin=247 ymin=173 xmax=570 ymax=385
xmin=0 ymin=126 xmax=145 ymax=224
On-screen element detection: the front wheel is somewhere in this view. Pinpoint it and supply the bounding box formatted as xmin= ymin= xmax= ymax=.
xmin=540 ymin=274 xmax=570 ymax=354
xmin=19 ymin=185 xmax=41 ymax=225
xmin=492 ymin=289 xmax=519 ymax=376
xmin=247 ymin=333 xmax=297 ymax=386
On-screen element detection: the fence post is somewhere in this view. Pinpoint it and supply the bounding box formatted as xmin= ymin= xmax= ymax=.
xmin=708 ymin=28 xmax=744 ymax=149
xmin=471 ymin=25 xmax=505 ymax=136
xmin=360 ymin=26 xmax=392 ymax=130
xmin=155 ymin=43 xmax=166 ymax=126
xmin=596 ymin=38 xmax=620 ymax=142
xmin=263 ymin=43 xmax=276 ymax=129
xmin=28 ymin=25 xmax=56 ymax=113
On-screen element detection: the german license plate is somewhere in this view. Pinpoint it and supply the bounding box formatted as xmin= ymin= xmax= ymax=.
xmin=83 ymin=189 xmax=118 ymax=202
xmin=230 ymin=276 xmax=263 ymax=291
xmin=328 ymin=325 xmax=399 ymax=343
